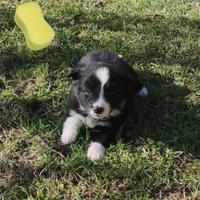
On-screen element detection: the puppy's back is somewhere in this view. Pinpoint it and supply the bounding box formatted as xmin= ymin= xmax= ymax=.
xmin=77 ymin=51 xmax=129 ymax=70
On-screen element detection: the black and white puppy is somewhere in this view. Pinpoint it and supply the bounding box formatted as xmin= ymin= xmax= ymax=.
xmin=61 ymin=51 xmax=148 ymax=161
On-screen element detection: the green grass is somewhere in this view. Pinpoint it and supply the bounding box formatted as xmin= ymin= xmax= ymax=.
xmin=1 ymin=0 xmax=200 ymax=199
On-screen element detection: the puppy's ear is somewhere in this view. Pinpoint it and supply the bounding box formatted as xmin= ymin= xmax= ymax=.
xmin=67 ymin=68 xmax=81 ymax=80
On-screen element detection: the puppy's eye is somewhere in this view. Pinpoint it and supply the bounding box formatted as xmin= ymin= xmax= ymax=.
xmin=105 ymin=89 xmax=118 ymax=97
xmin=107 ymin=90 xmax=115 ymax=96
xmin=82 ymin=89 xmax=91 ymax=96
xmin=106 ymin=85 xmax=119 ymax=96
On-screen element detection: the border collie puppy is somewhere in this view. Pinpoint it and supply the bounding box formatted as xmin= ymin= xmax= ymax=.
xmin=61 ymin=51 xmax=148 ymax=161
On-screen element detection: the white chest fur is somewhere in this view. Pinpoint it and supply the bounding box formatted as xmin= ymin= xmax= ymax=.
xmin=70 ymin=110 xmax=110 ymax=128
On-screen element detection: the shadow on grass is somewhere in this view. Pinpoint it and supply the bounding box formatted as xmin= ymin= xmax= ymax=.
xmin=1 ymin=5 xmax=200 ymax=155
xmin=1 ymin=69 xmax=199 ymax=157
xmin=1 ymin=6 xmax=200 ymax=198
xmin=2 ymin=6 xmax=200 ymax=78
xmin=122 ymin=70 xmax=200 ymax=156
xmin=84 ymin=11 xmax=200 ymax=67
xmin=44 ymin=8 xmax=200 ymax=66
xmin=0 ymin=7 xmax=85 ymax=79
xmin=0 ymin=7 xmax=15 ymax=32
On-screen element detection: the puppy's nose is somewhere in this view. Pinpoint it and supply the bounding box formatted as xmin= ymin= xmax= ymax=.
xmin=93 ymin=106 xmax=104 ymax=114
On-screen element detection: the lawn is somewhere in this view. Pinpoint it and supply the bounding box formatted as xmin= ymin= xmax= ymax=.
xmin=0 ymin=0 xmax=200 ymax=199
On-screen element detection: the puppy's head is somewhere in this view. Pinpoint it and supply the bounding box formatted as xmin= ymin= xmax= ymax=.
xmin=68 ymin=63 xmax=142 ymax=119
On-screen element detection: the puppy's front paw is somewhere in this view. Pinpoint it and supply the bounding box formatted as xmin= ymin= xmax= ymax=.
xmin=87 ymin=142 xmax=106 ymax=161
xmin=61 ymin=129 xmax=77 ymax=145
xmin=61 ymin=114 xmax=82 ymax=145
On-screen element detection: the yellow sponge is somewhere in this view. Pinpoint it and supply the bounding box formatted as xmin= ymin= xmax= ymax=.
xmin=14 ymin=2 xmax=55 ymax=51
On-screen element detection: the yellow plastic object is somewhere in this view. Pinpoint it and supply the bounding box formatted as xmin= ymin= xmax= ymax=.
xmin=14 ymin=2 xmax=55 ymax=51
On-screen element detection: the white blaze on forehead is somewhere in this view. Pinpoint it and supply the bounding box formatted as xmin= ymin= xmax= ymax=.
xmin=96 ymin=67 xmax=109 ymax=86
xmin=91 ymin=67 xmax=111 ymax=118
